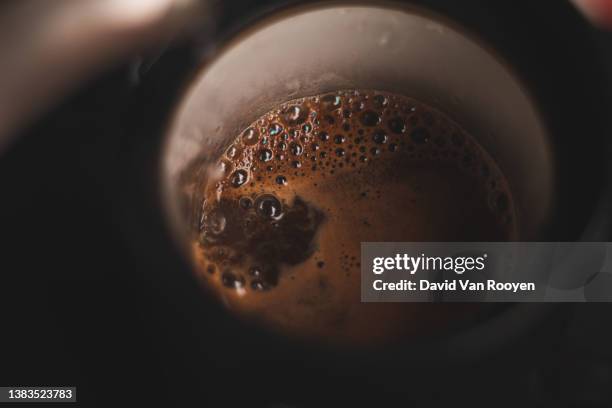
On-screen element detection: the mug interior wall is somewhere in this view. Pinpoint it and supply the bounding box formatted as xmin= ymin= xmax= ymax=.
xmin=164 ymin=4 xmax=554 ymax=239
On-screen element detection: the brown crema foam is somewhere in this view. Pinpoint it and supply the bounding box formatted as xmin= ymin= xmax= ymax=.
xmin=191 ymin=90 xmax=517 ymax=347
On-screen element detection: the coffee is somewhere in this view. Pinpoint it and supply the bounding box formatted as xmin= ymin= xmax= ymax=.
xmin=191 ymin=90 xmax=516 ymax=346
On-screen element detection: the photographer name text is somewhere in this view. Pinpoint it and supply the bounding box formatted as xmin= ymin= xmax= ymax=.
xmin=373 ymin=279 xmax=535 ymax=293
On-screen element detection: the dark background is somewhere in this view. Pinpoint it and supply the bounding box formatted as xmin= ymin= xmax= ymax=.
xmin=1 ymin=1 xmax=612 ymax=406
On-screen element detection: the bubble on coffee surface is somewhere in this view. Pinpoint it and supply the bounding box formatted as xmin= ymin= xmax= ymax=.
xmin=192 ymin=90 xmax=517 ymax=347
